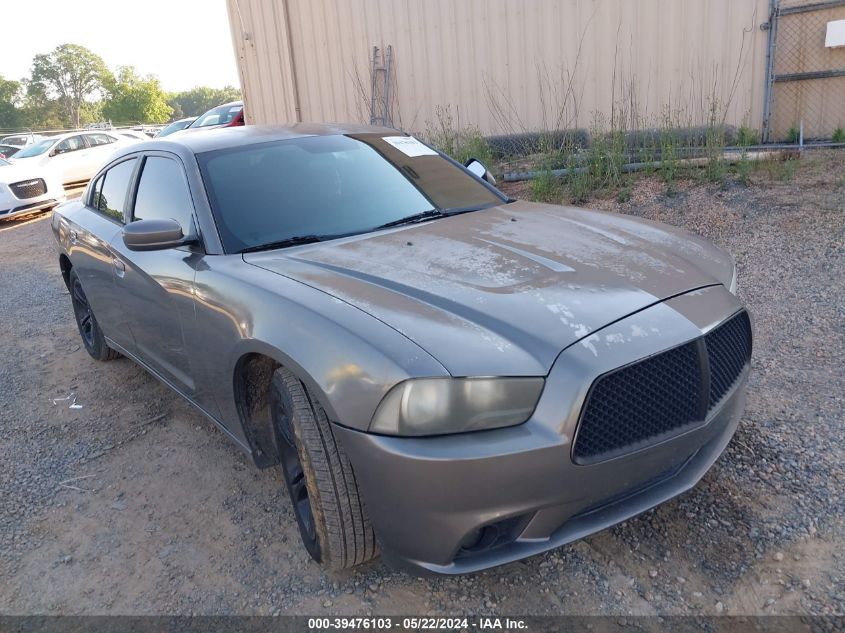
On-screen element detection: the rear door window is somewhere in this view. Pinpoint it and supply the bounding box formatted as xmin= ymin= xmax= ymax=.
xmin=85 ymin=133 xmax=116 ymax=147
xmin=92 ymin=158 xmax=137 ymax=222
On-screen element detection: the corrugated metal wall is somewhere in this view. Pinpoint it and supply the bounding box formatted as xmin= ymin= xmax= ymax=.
xmin=227 ymin=0 xmax=771 ymax=135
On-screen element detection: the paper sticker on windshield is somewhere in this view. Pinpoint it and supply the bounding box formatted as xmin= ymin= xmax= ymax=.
xmin=383 ymin=136 xmax=438 ymax=157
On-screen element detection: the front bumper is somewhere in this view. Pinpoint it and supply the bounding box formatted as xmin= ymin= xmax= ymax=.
xmin=0 ymin=195 xmax=65 ymax=220
xmin=334 ymin=286 xmax=750 ymax=574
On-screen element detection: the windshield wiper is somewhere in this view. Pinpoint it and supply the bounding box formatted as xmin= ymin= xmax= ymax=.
xmin=375 ymin=209 xmax=443 ymax=229
xmin=239 ymin=235 xmax=327 ymax=253
xmin=439 ymin=203 xmax=499 ymax=216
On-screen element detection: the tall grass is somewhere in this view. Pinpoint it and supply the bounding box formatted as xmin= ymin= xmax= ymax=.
xmin=422 ymin=22 xmax=758 ymax=203
xmin=423 ymin=105 xmax=493 ymax=166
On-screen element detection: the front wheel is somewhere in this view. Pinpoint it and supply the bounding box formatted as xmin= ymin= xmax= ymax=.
xmin=68 ymin=269 xmax=119 ymax=361
xmin=269 ymin=366 xmax=378 ymax=569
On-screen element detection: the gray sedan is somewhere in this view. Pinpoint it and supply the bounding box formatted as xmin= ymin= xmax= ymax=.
xmin=51 ymin=124 xmax=751 ymax=574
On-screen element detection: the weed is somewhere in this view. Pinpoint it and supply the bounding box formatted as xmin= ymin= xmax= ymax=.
xmin=737 ymin=125 xmax=758 ymax=147
xmin=531 ymin=169 xmax=560 ymax=203
xmin=787 ymin=126 xmax=800 ymax=144
xmin=567 ymin=152 xmax=592 ymax=204
xmin=638 ymin=142 xmax=658 ymax=175
xmin=779 ymin=158 xmax=798 ymax=183
xmin=424 ymin=105 xmax=494 ymax=166
xmin=659 ymin=112 xmax=681 ymax=193
xmin=736 ymin=151 xmax=752 ymax=187
xmin=833 ymin=127 xmax=845 ymax=143
xmin=702 ymin=101 xmax=728 ymax=184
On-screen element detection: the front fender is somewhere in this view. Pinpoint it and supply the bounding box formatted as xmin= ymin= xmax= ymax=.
xmin=190 ymin=255 xmax=448 ymax=442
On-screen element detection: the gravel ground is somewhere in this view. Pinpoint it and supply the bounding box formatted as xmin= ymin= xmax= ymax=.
xmin=0 ymin=152 xmax=843 ymax=615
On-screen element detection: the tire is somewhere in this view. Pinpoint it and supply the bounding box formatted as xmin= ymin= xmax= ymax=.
xmin=269 ymin=366 xmax=378 ymax=569
xmin=68 ymin=269 xmax=120 ymax=362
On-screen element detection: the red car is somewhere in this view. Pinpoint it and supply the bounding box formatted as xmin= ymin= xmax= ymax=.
xmin=184 ymin=101 xmax=244 ymax=131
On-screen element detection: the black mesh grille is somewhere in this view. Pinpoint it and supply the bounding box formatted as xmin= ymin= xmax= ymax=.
xmin=10 ymin=178 xmax=47 ymax=199
xmin=706 ymin=311 xmax=752 ymax=408
xmin=573 ymin=310 xmax=751 ymax=464
xmin=573 ymin=341 xmax=702 ymax=464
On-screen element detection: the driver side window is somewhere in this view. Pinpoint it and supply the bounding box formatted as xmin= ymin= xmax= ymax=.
xmin=131 ymin=156 xmax=195 ymax=233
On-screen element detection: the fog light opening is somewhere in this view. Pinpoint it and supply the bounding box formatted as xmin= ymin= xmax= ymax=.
xmin=459 ymin=525 xmax=499 ymax=553
xmin=457 ymin=514 xmax=532 ymax=557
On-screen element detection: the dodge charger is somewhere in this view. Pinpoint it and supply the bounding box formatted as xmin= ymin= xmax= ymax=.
xmin=51 ymin=124 xmax=752 ymax=574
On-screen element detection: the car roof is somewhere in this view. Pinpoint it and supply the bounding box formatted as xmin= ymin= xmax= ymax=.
xmin=119 ymin=123 xmax=403 ymax=156
xmin=35 ymin=130 xmax=115 ymax=143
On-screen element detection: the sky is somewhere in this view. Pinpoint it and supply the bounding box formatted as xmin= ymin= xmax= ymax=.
xmin=1 ymin=0 xmax=240 ymax=92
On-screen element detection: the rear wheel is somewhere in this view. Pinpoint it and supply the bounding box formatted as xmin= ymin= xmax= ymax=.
xmin=269 ymin=366 xmax=377 ymax=569
xmin=68 ymin=269 xmax=119 ymax=361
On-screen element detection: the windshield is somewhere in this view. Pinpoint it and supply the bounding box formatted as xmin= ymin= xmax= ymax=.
xmin=13 ymin=138 xmax=55 ymax=158
xmin=157 ymin=119 xmax=193 ymax=137
xmin=191 ymin=104 xmax=241 ymax=128
xmin=198 ymin=134 xmax=505 ymax=253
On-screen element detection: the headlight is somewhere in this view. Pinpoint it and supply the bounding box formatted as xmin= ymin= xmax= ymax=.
xmin=369 ymin=377 xmax=545 ymax=436
xmin=728 ymin=265 xmax=738 ymax=295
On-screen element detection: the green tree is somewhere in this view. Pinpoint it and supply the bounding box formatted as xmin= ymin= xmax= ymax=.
xmin=167 ymin=85 xmax=241 ymax=118
xmin=30 ymin=44 xmax=108 ymax=128
xmin=0 ymin=75 xmax=22 ymax=129
xmin=79 ymin=100 xmax=105 ymax=126
xmin=102 ymin=66 xmax=173 ymax=124
xmin=19 ymin=80 xmax=65 ymax=130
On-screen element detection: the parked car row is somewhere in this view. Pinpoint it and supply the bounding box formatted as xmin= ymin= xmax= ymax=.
xmin=0 ymin=131 xmax=140 ymax=220
xmin=10 ymin=132 xmax=140 ymax=188
xmin=0 ymin=100 xmax=244 ymax=221
xmin=154 ymin=101 xmax=244 ymax=138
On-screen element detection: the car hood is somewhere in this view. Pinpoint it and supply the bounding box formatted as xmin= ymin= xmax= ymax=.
xmin=0 ymin=159 xmax=53 ymax=185
xmin=244 ymin=201 xmax=734 ymax=376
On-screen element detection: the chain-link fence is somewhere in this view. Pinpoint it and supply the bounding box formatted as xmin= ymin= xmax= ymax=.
xmin=764 ymin=0 xmax=845 ymax=141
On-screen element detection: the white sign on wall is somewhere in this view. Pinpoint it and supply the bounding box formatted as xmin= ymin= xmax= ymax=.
xmin=825 ymin=20 xmax=845 ymax=48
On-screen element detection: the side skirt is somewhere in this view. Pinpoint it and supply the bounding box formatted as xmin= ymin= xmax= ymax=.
xmin=105 ymin=337 xmax=254 ymax=457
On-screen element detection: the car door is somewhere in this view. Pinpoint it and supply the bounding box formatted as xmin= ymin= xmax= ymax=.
xmin=68 ymin=156 xmax=139 ymax=353
xmin=49 ymin=135 xmax=89 ymax=184
xmin=109 ymin=152 xmax=200 ymax=397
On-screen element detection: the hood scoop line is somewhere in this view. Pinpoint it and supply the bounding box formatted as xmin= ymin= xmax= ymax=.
xmin=286 ymin=254 xmax=553 ymax=359
xmin=475 ymin=238 xmax=576 ymax=273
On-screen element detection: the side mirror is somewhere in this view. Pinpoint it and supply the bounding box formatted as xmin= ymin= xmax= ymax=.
xmin=122 ymin=218 xmax=194 ymax=251
xmin=464 ymin=158 xmax=496 ymax=185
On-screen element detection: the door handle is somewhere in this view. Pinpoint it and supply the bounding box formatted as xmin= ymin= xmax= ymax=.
xmin=113 ymin=257 xmax=125 ymax=278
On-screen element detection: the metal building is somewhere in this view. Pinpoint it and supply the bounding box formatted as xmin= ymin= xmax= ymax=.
xmin=226 ymin=0 xmax=845 ymax=141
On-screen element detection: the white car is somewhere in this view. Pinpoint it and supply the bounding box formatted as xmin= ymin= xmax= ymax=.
xmin=10 ymin=131 xmax=140 ymax=187
xmin=0 ymin=133 xmax=45 ymax=148
xmin=0 ymin=157 xmax=65 ymax=220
